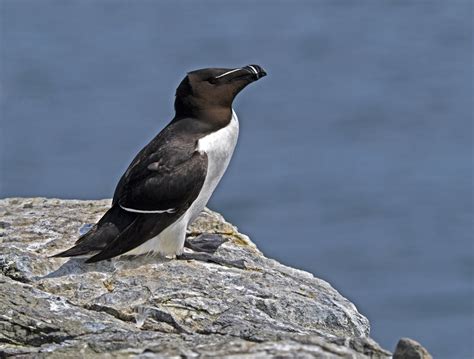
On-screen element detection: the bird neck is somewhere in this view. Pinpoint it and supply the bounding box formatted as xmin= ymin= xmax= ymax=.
xmin=174 ymin=97 xmax=232 ymax=130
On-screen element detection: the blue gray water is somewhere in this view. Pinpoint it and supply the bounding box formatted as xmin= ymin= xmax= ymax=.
xmin=1 ymin=1 xmax=472 ymax=357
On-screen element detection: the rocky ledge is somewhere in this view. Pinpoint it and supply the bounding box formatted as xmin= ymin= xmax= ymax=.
xmin=0 ymin=198 xmax=392 ymax=358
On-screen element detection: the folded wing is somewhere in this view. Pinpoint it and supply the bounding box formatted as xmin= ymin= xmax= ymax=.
xmin=54 ymin=136 xmax=208 ymax=262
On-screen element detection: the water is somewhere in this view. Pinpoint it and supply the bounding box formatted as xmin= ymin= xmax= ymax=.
xmin=1 ymin=1 xmax=472 ymax=356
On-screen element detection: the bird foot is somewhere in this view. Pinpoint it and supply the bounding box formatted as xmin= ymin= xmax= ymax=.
xmin=184 ymin=233 xmax=228 ymax=254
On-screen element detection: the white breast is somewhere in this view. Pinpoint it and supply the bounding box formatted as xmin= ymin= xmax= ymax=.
xmin=189 ymin=109 xmax=240 ymax=222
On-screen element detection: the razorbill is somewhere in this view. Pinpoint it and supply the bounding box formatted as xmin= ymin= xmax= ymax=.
xmin=53 ymin=65 xmax=266 ymax=263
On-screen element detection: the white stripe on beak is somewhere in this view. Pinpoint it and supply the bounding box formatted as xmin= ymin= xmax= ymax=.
xmin=214 ymin=68 xmax=242 ymax=79
xmin=247 ymin=65 xmax=259 ymax=77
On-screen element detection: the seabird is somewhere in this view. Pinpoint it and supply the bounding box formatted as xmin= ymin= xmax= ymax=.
xmin=53 ymin=65 xmax=266 ymax=263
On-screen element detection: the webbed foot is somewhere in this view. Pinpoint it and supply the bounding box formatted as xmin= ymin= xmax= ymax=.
xmin=184 ymin=233 xmax=228 ymax=254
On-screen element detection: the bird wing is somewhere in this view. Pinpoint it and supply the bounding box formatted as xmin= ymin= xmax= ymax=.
xmin=53 ymin=119 xmax=210 ymax=263
xmin=83 ymin=142 xmax=208 ymax=263
xmin=113 ymin=135 xmax=208 ymax=214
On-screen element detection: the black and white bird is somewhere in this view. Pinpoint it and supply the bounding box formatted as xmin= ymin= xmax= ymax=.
xmin=53 ymin=65 xmax=266 ymax=263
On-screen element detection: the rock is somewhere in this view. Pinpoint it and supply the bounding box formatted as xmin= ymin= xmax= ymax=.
xmin=0 ymin=197 xmax=391 ymax=358
xmin=393 ymin=338 xmax=433 ymax=359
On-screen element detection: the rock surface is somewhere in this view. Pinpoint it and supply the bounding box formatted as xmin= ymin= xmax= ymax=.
xmin=0 ymin=198 xmax=391 ymax=358
xmin=393 ymin=338 xmax=433 ymax=359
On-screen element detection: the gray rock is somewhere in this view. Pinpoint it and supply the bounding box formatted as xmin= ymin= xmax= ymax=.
xmin=393 ymin=338 xmax=433 ymax=359
xmin=0 ymin=197 xmax=391 ymax=358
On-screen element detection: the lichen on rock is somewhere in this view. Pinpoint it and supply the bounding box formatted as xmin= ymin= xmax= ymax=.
xmin=0 ymin=198 xmax=391 ymax=358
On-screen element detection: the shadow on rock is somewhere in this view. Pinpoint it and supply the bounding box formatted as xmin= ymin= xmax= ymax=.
xmin=42 ymin=255 xmax=172 ymax=279
xmin=41 ymin=257 xmax=115 ymax=278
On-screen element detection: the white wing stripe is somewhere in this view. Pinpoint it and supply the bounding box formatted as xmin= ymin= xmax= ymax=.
xmin=120 ymin=204 xmax=176 ymax=214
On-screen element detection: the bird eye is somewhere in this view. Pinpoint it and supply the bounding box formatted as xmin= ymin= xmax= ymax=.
xmin=207 ymin=77 xmax=218 ymax=85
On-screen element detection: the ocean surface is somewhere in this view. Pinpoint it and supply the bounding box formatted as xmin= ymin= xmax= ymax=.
xmin=1 ymin=1 xmax=472 ymax=357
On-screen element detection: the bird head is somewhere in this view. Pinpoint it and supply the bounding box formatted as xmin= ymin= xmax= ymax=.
xmin=174 ymin=65 xmax=267 ymax=119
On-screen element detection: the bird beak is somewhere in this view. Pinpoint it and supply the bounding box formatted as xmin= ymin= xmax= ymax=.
xmin=242 ymin=65 xmax=267 ymax=81
xmin=212 ymin=65 xmax=267 ymax=83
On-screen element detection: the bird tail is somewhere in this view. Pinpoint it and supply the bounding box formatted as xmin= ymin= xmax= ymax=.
xmin=51 ymin=204 xmax=137 ymax=258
